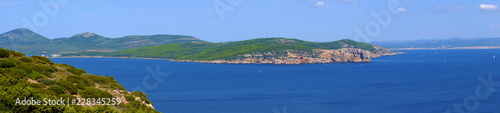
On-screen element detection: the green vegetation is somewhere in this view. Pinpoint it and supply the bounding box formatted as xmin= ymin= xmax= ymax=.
xmin=65 ymin=38 xmax=378 ymax=61
xmin=19 ymin=57 xmax=33 ymax=62
xmin=48 ymin=85 xmax=66 ymax=95
xmin=0 ymin=28 xmax=205 ymax=54
xmin=0 ymin=48 xmax=159 ymax=112
xmin=0 ymin=59 xmax=15 ymax=68
xmin=124 ymin=94 xmax=135 ymax=101
xmin=56 ymin=80 xmax=78 ymax=94
xmin=132 ymin=91 xmax=152 ymax=105
xmin=43 ymin=79 xmax=57 ymax=85
xmin=80 ymin=88 xmax=113 ymax=98
xmin=31 ymin=56 xmax=53 ymax=64
xmin=0 ymin=49 xmax=9 ymax=58
xmin=67 ymin=67 xmax=86 ymax=75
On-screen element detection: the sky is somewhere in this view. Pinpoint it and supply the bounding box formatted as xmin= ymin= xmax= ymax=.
xmin=1 ymin=0 xmax=499 ymax=42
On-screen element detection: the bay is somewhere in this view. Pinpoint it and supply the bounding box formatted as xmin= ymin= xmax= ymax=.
xmin=49 ymin=49 xmax=500 ymax=113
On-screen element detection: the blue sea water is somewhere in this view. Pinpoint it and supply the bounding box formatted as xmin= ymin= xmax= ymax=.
xmin=49 ymin=49 xmax=500 ymax=113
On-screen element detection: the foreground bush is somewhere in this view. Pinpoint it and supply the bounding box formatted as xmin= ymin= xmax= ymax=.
xmin=0 ymin=48 xmax=158 ymax=112
xmin=80 ymin=88 xmax=113 ymax=99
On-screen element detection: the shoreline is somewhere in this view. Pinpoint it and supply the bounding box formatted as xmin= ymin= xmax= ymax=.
xmin=50 ymin=53 xmax=402 ymax=65
xmin=51 ymin=56 xmax=374 ymax=64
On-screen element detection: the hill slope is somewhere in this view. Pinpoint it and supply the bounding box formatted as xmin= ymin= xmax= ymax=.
xmin=0 ymin=48 xmax=158 ymax=112
xmin=0 ymin=28 xmax=205 ymax=53
xmin=64 ymin=38 xmax=400 ymax=64
xmin=0 ymin=28 xmax=51 ymax=44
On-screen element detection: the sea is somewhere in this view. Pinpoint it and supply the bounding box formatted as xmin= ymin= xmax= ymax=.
xmin=49 ymin=49 xmax=500 ymax=113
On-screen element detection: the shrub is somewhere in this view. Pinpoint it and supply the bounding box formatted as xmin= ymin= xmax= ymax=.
xmin=0 ymin=59 xmax=15 ymax=68
xmin=58 ymin=94 xmax=76 ymax=101
xmin=15 ymin=65 xmax=33 ymax=74
xmin=8 ymin=69 xmax=28 ymax=79
xmin=111 ymin=82 xmax=126 ymax=91
xmin=8 ymin=57 xmax=22 ymax=64
xmin=31 ymin=56 xmax=54 ymax=64
xmin=132 ymin=91 xmax=152 ymax=105
xmin=48 ymin=85 xmax=65 ymax=95
xmin=67 ymin=68 xmax=86 ymax=75
xmin=62 ymin=63 xmax=75 ymax=69
xmin=82 ymin=79 xmax=94 ymax=87
xmin=92 ymin=105 xmax=120 ymax=113
xmin=80 ymin=88 xmax=113 ymax=99
xmin=49 ymin=65 xmax=59 ymax=72
xmin=28 ymin=72 xmax=46 ymax=80
xmin=19 ymin=57 xmax=33 ymax=63
xmin=66 ymin=75 xmax=83 ymax=83
xmin=126 ymin=100 xmax=157 ymax=112
xmin=43 ymin=79 xmax=57 ymax=85
xmin=37 ymin=88 xmax=57 ymax=96
xmin=0 ymin=49 xmax=9 ymax=58
xmin=124 ymin=94 xmax=135 ymax=101
xmin=0 ymin=76 xmax=19 ymax=86
xmin=30 ymin=65 xmax=54 ymax=76
xmin=9 ymin=50 xmax=24 ymax=57
xmin=29 ymin=83 xmax=46 ymax=88
xmin=56 ymin=80 xmax=78 ymax=94
xmin=107 ymin=76 xmax=115 ymax=80
xmin=77 ymin=69 xmax=86 ymax=73
xmin=76 ymin=84 xmax=86 ymax=90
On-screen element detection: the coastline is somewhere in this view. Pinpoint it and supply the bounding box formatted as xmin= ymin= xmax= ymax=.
xmin=50 ymin=56 xmax=369 ymax=64
xmin=51 ymin=51 xmax=403 ymax=65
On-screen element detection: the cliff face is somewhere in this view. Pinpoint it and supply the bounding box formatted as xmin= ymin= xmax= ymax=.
xmin=317 ymin=48 xmax=371 ymax=63
xmin=175 ymin=46 xmax=401 ymax=64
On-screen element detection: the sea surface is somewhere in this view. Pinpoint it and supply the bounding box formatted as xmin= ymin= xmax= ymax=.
xmin=49 ymin=49 xmax=500 ymax=113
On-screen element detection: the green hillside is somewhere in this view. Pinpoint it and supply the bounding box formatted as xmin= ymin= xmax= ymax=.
xmin=0 ymin=28 xmax=51 ymax=44
xmin=64 ymin=38 xmax=378 ymax=61
xmin=0 ymin=28 xmax=205 ymax=54
xmin=0 ymin=48 xmax=158 ymax=112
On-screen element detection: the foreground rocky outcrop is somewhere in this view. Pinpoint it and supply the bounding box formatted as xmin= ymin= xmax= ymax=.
xmin=175 ymin=46 xmax=402 ymax=64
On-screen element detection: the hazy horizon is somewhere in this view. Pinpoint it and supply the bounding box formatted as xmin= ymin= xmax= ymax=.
xmin=1 ymin=0 xmax=499 ymax=42
xmin=3 ymin=28 xmax=500 ymax=43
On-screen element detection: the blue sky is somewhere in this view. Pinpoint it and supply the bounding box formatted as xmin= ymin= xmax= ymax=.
xmin=1 ymin=0 xmax=499 ymax=42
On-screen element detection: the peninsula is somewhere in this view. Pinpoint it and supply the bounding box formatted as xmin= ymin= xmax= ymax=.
xmin=63 ymin=38 xmax=402 ymax=64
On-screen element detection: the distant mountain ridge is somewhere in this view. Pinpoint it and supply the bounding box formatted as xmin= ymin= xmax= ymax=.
xmin=0 ymin=28 xmax=51 ymax=44
xmin=371 ymin=38 xmax=500 ymax=49
xmin=0 ymin=28 xmax=205 ymax=53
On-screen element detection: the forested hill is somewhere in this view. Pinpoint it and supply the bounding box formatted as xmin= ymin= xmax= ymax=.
xmin=63 ymin=38 xmax=400 ymax=64
xmin=0 ymin=48 xmax=158 ymax=112
xmin=0 ymin=28 xmax=205 ymax=53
